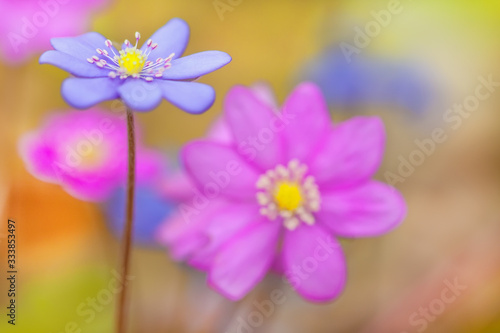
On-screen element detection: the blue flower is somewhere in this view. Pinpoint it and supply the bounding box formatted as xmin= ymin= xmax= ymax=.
xmin=103 ymin=185 xmax=175 ymax=246
xmin=40 ymin=18 xmax=231 ymax=113
xmin=301 ymin=48 xmax=434 ymax=116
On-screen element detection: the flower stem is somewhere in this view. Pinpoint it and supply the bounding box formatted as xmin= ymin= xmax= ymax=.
xmin=116 ymin=107 xmax=136 ymax=333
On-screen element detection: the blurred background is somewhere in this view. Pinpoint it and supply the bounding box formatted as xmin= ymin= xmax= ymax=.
xmin=1 ymin=0 xmax=500 ymax=332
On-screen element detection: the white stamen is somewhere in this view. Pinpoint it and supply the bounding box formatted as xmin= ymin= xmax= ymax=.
xmin=298 ymin=211 xmax=315 ymax=225
xmin=257 ymin=192 xmax=271 ymax=205
xmin=266 ymin=170 xmax=276 ymax=179
xmin=288 ymin=159 xmax=299 ymax=170
xmin=256 ymin=175 xmax=271 ymax=189
xmin=276 ymin=165 xmax=289 ymax=178
xmin=165 ymin=53 xmax=175 ymax=62
xmin=283 ymin=217 xmax=300 ymax=230
xmin=308 ymin=200 xmax=320 ymax=212
xmin=90 ymin=32 xmax=172 ymax=82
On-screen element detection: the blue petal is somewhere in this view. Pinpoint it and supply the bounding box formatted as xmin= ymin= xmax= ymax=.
xmin=158 ymin=80 xmax=215 ymax=114
xmin=40 ymin=50 xmax=110 ymax=77
xmin=162 ymin=51 xmax=231 ymax=80
xmin=51 ymin=32 xmax=113 ymax=61
xmin=62 ymin=77 xmax=120 ymax=109
xmin=104 ymin=185 xmax=175 ymax=246
xmin=117 ymin=79 xmax=163 ymax=112
xmin=141 ymin=18 xmax=190 ymax=60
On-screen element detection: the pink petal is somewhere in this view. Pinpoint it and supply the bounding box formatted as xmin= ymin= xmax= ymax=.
xmin=58 ymin=171 xmax=120 ymax=202
xmin=135 ymin=148 xmax=167 ymax=184
xmin=18 ymin=132 xmax=59 ymax=183
xmin=282 ymin=82 xmax=332 ymax=161
xmin=205 ymin=82 xmax=279 ymax=145
xmin=309 ymin=117 xmax=385 ymax=188
xmin=317 ymin=181 xmax=406 ymax=237
xmin=251 ymin=81 xmax=279 ymax=110
xmin=206 ymin=117 xmax=233 ymax=144
xmin=157 ymin=201 xmax=226 ymax=261
xmin=282 ymin=224 xmax=346 ymax=302
xmin=189 ymin=203 xmax=260 ymax=270
xmin=167 ymin=231 xmax=208 ymax=262
xmin=182 ymin=141 xmax=260 ymax=200
xmin=224 ymin=86 xmax=285 ymax=170
xmin=208 ymin=219 xmax=280 ymax=300
xmin=161 ymin=170 xmax=197 ymax=202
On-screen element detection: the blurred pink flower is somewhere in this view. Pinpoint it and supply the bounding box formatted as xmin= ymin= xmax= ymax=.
xmin=158 ymin=83 xmax=406 ymax=302
xmin=19 ymin=108 xmax=165 ymax=201
xmin=0 ymin=0 xmax=107 ymax=63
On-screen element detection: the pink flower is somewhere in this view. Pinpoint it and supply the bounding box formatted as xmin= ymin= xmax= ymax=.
xmin=158 ymin=83 xmax=406 ymax=302
xmin=19 ymin=108 xmax=164 ymax=202
xmin=158 ymin=82 xmax=278 ymax=201
xmin=0 ymin=0 xmax=107 ymax=63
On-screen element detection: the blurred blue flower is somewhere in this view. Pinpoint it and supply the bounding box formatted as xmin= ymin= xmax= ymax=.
xmin=103 ymin=185 xmax=175 ymax=246
xmin=301 ymin=48 xmax=434 ymax=116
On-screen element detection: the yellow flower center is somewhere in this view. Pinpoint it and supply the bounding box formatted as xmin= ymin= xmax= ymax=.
xmin=88 ymin=33 xmax=173 ymax=81
xmin=118 ymin=48 xmax=145 ymax=75
xmin=256 ymin=159 xmax=321 ymax=230
xmin=274 ymin=182 xmax=303 ymax=211
xmin=80 ymin=148 xmax=103 ymax=167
